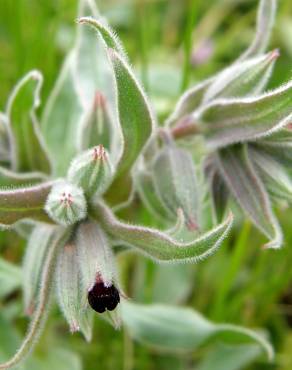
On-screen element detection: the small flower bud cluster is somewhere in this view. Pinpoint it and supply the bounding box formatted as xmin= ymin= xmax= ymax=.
xmin=45 ymin=145 xmax=113 ymax=226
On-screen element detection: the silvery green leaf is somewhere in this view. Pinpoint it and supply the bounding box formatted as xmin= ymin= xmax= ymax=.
xmin=203 ymin=50 xmax=278 ymax=103
xmin=259 ymin=128 xmax=292 ymax=146
xmin=109 ymin=47 xmax=154 ymax=181
xmin=255 ymin=129 xmax=292 ymax=166
xmin=0 ymin=113 xmax=10 ymax=164
xmin=94 ymin=202 xmax=233 ymax=263
xmin=6 ymin=71 xmax=51 ymax=174
xmin=45 ymin=181 xmax=87 ymax=226
xmin=74 ymin=4 xmax=121 ymax=166
xmin=238 ymin=0 xmax=276 ymax=61
xmin=67 ymin=145 xmax=114 ymax=198
xmin=165 ymin=208 xmax=186 ymax=238
xmin=77 ymin=92 xmax=116 ymax=153
xmin=134 ymin=170 xmax=171 ymax=223
xmin=76 ymin=220 xmax=118 ymax=291
xmin=0 ymin=182 xmax=53 ymax=227
xmin=78 ymin=16 xmax=126 ymax=60
xmin=217 ymin=145 xmax=282 ymax=248
xmin=13 ymin=219 xmax=36 ymax=239
xmin=42 ymin=1 xmax=117 ymax=176
xmin=23 ymin=224 xmax=55 ymax=314
xmin=197 ymin=343 xmax=262 ymax=370
xmin=56 ymin=241 xmax=93 ymax=341
xmin=197 ymin=81 xmax=292 ymax=149
xmin=78 ymin=18 xmax=154 ymax=181
xmin=204 ymin=156 xmax=229 ymax=223
xmin=0 ymin=167 xmax=47 ymax=187
xmin=151 ymin=143 xmax=200 ymax=229
xmin=30 ymin=347 xmax=82 ymax=370
xmin=166 ymin=0 xmax=276 ymax=127
xmin=0 ymin=228 xmax=67 ymax=370
xmin=0 ymin=257 xmax=22 ymax=299
xmin=151 ymin=263 xmax=194 ymax=304
xmin=166 ymin=77 xmax=213 ymax=126
xmin=249 ymin=146 xmax=292 ymax=201
xmin=42 ymin=53 xmax=84 ymax=176
xmin=121 ymin=301 xmax=273 ymax=360
xmin=73 ymin=2 xmax=117 ymax=111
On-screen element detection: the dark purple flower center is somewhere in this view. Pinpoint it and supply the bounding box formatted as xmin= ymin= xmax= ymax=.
xmin=88 ymin=282 xmax=120 ymax=313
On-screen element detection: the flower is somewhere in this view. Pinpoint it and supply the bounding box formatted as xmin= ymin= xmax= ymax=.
xmin=0 ymin=3 xmax=233 ymax=369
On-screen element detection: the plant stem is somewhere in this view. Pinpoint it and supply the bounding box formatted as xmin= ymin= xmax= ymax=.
xmin=171 ymin=120 xmax=200 ymax=139
xmin=123 ymin=329 xmax=134 ymax=370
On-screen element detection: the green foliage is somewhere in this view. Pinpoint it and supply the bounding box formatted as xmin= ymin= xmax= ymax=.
xmin=0 ymin=0 xmax=292 ymax=369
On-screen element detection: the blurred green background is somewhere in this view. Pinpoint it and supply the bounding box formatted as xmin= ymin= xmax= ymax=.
xmin=1 ymin=0 xmax=292 ymax=369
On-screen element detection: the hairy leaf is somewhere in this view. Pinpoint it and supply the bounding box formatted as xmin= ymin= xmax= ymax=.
xmin=0 ymin=167 xmax=47 ymax=188
xmin=73 ymin=2 xmax=116 ymax=111
xmin=255 ymin=129 xmax=292 ymax=166
xmin=151 ymin=264 xmax=194 ymax=304
xmin=93 ymin=202 xmax=233 ymax=263
xmin=78 ymin=16 xmax=126 ymax=60
xmin=151 ymin=144 xmax=200 ymax=229
xmin=6 ymin=71 xmax=51 ymax=174
xmin=203 ymin=50 xmax=278 ymax=103
xmin=57 ymin=242 xmax=93 ymax=341
xmin=217 ymin=145 xmax=282 ymax=248
xmin=0 ymin=182 xmax=54 ymax=226
xmin=42 ymin=55 xmax=84 ymax=176
xmin=0 ymin=229 xmax=67 ymax=369
xmin=204 ymin=156 xmax=229 ymax=223
xmin=110 ymin=48 xmax=154 ymax=179
xmin=23 ymin=224 xmax=55 ymax=313
xmin=238 ymin=0 xmax=276 ymax=61
xmin=121 ymin=302 xmax=273 ymax=360
xmin=42 ymin=0 xmax=117 ymax=176
xmin=0 ymin=257 xmax=22 ymax=299
xmin=197 ymin=343 xmax=262 ymax=370
xmin=135 ymin=169 xmax=171 ymax=223
xmin=197 ymin=81 xmax=292 ymax=149
xmin=166 ymin=77 xmax=213 ymax=126
xmin=0 ymin=113 xmax=10 ymax=164
xmin=79 ymin=18 xmax=154 ymax=181
xmin=249 ymin=146 xmax=292 ymax=201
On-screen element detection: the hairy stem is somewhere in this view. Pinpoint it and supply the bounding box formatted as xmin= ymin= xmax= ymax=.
xmin=171 ymin=120 xmax=200 ymax=139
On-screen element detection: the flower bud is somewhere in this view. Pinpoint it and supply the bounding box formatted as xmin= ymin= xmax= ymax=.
xmin=45 ymin=181 xmax=87 ymax=226
xmin=77 ymin=91 xmax=115 ymax=152
xmin=67 ymin=145 xmax=113 ymax=198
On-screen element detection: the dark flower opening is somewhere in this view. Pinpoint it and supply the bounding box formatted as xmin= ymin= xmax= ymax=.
xmin=88 ymin=282 xmax=120 ymax=313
